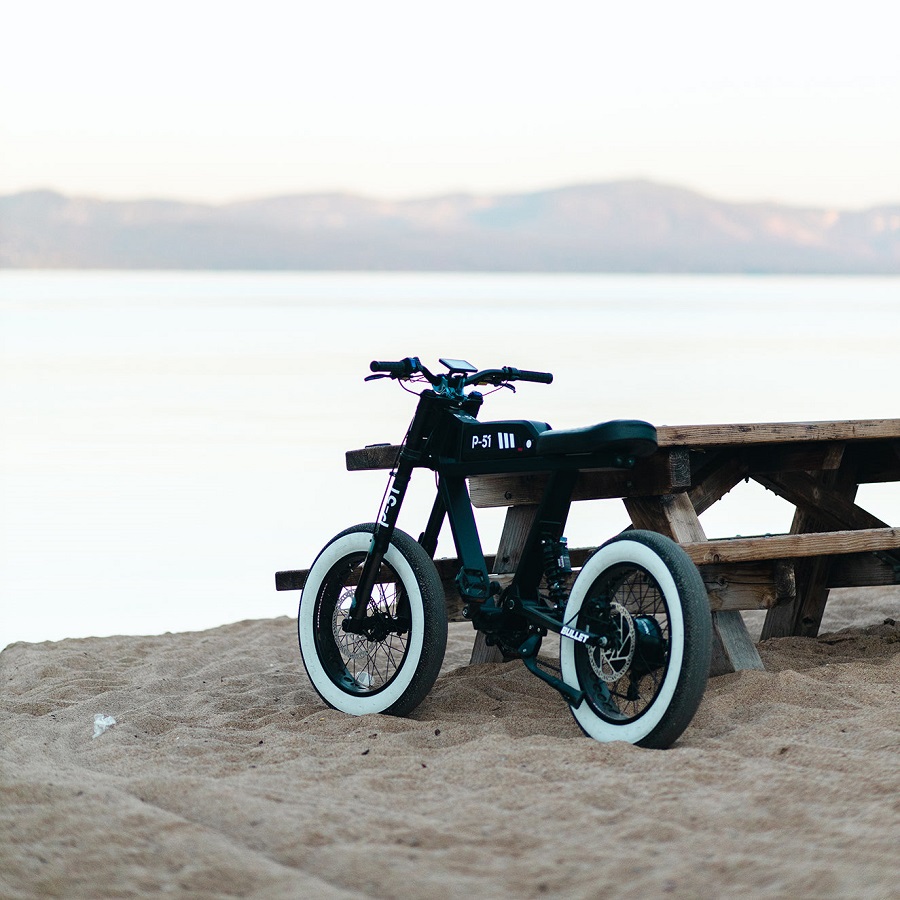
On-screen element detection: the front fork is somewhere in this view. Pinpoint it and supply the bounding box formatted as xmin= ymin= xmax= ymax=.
xmin=347 ymin=392 xmax=443 ymax=626
xmin=348 ymin=457 xmax=416 ymax=624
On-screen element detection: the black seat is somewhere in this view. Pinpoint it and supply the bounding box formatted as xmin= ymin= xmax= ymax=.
xmin=535 ymin=419 xmax=658 ymax=458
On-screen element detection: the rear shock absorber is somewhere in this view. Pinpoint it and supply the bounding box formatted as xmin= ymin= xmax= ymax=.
xmin=541 ymin=534 xmax=572 ymax=608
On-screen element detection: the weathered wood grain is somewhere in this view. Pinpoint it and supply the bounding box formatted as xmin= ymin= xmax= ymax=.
xmin=624 ymin=493 xmax=707 ymax=543
xmin=680 ymin=526 xmax=900 ymax=566
xmin=709 ymin=610 xmax=766 ymax=673
xmin=656 ymin=419 xmax=900 ymax=447
xmin=346 ymin=444 xmax=401 ymax=470
xmin=828 ymin=553 xmax=900 ymax=588
xmin=700 ymin=561 xmax=795 ymax=610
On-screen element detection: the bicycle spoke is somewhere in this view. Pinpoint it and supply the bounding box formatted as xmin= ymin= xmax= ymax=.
xmin=576 ymin=563 xmax=671 ymax=723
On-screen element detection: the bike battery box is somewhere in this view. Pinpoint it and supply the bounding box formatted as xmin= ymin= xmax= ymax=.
xmin=456 ymin=416 xmax=551 ymax=461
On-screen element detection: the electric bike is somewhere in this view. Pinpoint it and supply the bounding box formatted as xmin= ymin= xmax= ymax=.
xmin=295 ymin=357 xmax=711 ymax=748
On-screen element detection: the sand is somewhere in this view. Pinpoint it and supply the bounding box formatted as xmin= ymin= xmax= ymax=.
xmin=2 ymin=591 xmax=898 ymax=899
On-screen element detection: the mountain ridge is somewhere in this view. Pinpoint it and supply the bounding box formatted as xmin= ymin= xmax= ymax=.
xmin=2 ymin=181 xmax=899 ymax=273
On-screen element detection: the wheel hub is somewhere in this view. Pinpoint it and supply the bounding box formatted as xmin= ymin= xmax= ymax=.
xmin=342 ymin=612 xmax=410 ymax=641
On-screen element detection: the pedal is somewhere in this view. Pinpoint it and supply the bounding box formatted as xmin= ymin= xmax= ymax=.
xmin=455 ymin=567 xmax=492 ymax=601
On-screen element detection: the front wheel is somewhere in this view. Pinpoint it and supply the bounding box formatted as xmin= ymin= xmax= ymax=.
xmin=559 ymin=531 xmax=711 ymax=748
xmin=298 ymin=523 xmax=448 ymax=717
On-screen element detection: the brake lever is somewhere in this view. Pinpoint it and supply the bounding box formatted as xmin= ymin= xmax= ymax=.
xmin=364 ymin=373 xmax=390 ymax=382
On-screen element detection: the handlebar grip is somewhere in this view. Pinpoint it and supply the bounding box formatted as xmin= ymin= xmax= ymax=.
xmin=369 ymin=357 xmax=420 ymax=378
xmin=370 ymin=360 xmax=402 ymax=374
xmin=512 ymin=368 xmax=554 ymax=384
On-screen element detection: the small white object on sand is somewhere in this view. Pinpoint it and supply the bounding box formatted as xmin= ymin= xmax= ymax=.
xmin=92 ymin=713 xmax=116 ymax=739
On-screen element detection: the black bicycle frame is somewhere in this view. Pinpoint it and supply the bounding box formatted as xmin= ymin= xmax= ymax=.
xmin=349 ymin=387 xmax=579 ymax=626
xmin=344 ymin=380 xmax=647 ymax=706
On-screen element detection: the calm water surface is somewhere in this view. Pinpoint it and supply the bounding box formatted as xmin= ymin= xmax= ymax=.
xmin=2 ymin=271 xmax=899 ymax=647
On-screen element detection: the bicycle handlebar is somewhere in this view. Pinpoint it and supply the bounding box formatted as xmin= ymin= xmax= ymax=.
xmin=368 ymin=358 xmax=552 ymax=388
xmin=465 ymin=366 xmax=553 ymax=386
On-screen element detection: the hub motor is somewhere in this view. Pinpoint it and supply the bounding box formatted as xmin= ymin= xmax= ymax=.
xmin=631 ymin=614 xmax=668 ymax=676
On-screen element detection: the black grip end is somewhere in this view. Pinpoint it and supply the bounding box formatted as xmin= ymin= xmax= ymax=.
xmin=519 ymin=369 xmax=554 ymax=384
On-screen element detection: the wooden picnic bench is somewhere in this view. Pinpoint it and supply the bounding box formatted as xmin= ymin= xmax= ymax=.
xmin=283 ymin=419 xmax=900 ymax=677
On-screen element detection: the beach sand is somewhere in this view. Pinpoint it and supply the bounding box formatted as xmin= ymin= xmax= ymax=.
xmin=2 ymin=590 xmax=898 ymax=899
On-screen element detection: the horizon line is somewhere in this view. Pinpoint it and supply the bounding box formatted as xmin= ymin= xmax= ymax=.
xmin=4 ymin=178 xmax=900 ymax=213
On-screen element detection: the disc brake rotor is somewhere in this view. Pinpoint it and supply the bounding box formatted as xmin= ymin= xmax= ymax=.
xmin=589 ymin=601 xmax=636 ymax=683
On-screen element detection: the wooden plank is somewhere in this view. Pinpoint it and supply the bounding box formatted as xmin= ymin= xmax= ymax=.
xmin=469 ymin=505 xmax=537 ymax=665
xmin=465 ymin=442 xmax=855 ymax=520
xmin=284 ymin=530 xmax=896 ymax=607
xmin=679 ymin=526 xmax=900 ymax=565
xmin=657 ymin=419 xmax=900 ymax=447
xmin=452 ymin=560 xmax=794 ymax=612
xmin=828 ymin=553 xmax=900 ymax=588
xmin=700 ymin=561 xmax=795 ymax=610
xmin=458 ymin=567 xmax=774 ymax=611
xmin=624 ymin=492 xmax=706 ymax=542
xmin=710 ymin=610 xmax=766 ymax=673
xmin=745 ymin=442 xmax=846 ymax=474
xmin=346 ymin=444 xmax=400 ymax=470
xmin=275 ymin=569 xmax=307 ymax=591
xmin=468 ymin=449 xmax=691 ymax=508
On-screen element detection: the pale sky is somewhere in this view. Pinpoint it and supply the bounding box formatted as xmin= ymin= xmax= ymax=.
xmin=2 ymin=0 xmax=899 ymax=208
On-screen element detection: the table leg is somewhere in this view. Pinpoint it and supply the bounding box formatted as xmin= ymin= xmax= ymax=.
xmin=760 ymin=459 xmax=859 ymax=639
xmin=624 ymin=492 xmax=764 ymax=676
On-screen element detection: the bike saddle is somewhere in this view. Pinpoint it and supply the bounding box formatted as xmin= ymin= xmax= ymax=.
xmin=535 ymin=419 xmax=658 ymax=458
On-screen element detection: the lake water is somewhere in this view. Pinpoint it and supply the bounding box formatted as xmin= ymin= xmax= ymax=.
xmin=2 ymin=270 xmax=899 ymax=649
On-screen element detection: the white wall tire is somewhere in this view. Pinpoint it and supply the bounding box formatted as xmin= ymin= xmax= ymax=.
xmin=560 ymin=531 xmax=711 ymax=748
xmin=298 ymin=524 xmax=447 ymax=717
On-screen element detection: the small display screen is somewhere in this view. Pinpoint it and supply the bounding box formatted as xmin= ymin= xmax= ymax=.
xmin=439 ymin=358 xmax=477 ymax=373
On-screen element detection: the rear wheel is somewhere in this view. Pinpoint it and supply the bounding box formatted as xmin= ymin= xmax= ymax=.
xmin=559 ymin=531 xmax=711 ymax=748
xmin=298 ymin=523 xmax=447 ymax=716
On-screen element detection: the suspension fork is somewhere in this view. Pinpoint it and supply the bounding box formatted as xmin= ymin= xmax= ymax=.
xmin=348 ymin=458 xmax=415 ymax=620
xmin=349 ymin=392 xmax=440 ymax=620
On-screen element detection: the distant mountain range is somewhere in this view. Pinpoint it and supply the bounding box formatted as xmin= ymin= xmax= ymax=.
xmin=2 ymin=181 xmax=900 ymax=273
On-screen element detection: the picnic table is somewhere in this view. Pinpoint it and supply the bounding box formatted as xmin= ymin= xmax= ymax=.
xmin=288 ymin=419 xmax=900 ymax=677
